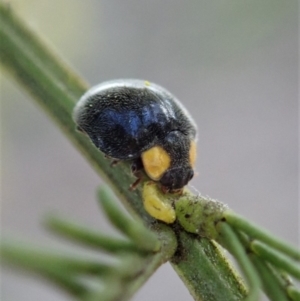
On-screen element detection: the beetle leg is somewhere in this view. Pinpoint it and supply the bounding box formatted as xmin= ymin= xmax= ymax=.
xmin=110 ymin=159 xmax=120 ymax=167
xmin=129 ymin=158 xmax=144 ymax=190
xmin=76 ymin=125 xmax=84 ymax=133
xmin=129 ymin=176 xmax=143 ymax=191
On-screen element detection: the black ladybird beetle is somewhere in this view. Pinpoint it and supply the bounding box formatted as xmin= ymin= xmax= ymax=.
xmin=73 ymin=79 xmax=197 ymax=192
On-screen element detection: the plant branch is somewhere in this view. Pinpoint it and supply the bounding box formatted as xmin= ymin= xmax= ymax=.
xmin=287 ymin=286 xmax=300 ymax=301
xmin=1 ymin=185 xmax=178 ymax=301
xmin=171 ymin=232 xmax=247 ymax=301
xmin=0 ymin=3 xmax=247 ymax=300
xmin=224 ymin=211 xmax=300 ymax=261
xmin=250 ymin=240 xmax=300 ymax=280
xmin=217 ymin=223 xmax=260 ymax=301
xmin=1 ymin=243 xmax=93 ymax=297
xmin=46 ymin=216 xmax=144 ymax=254
xmin=249 ymin=255 xmax=290 ymax=301
xmin=97 ymin=187 xmax=160 ymax=252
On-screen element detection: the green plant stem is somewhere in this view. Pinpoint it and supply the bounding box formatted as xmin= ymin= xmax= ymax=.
xmin=0 ymin=3 xmax=246 ymax=300
xmin=1 ymin=243 xmax=92 ymax=297
xmin=171 ymin=232 xmax=247 ymax=301
xmin=1 ymin=236 xmax=177 ymax=301
xmin=217 ymin=222 xmax=260 ymax=301
xmin=0 ymin=0 xmax=150 ymax=229
xmin=98 ymin=187 xmax=160 ymax=252
xmin=1 ymin=242 xmax=115 ymax=276
xmin=46 ymin=216 xmax=142 ymax=254
xmin=85 ymin=251 xmax=173 ymax=301
xmin=269 ymin=268 xmax=300 ymax=301
xmin=234 ymin=230 xmax=299 ymax=301
xmin=287 ymin=286 xmax=300 ymax=301
xmin=85 ymin=284 xmax=122 ymax=301
xmin=250 ymin=255 xmax=290 ymax=301
xmin=117 ymin=253 xmax=174 ymax=301
xmin=250 ymin=240 xmax=300 ymax=280
xmin=45 ymin=268 xmax=89 ymax=297
xmin=224 ymin=211 xmax=300 ymax=261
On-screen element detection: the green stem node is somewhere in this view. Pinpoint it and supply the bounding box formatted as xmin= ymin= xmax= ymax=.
xmin=175 ymin=193 xmax=227 ymax=239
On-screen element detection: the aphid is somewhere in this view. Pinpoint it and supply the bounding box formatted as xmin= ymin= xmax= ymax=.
xmin=73 ymin=79 xmax=197 ymax=192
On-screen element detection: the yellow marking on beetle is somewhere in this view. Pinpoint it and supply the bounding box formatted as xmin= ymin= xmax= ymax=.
xmin=189 ymin=140 xmax=197 ymax=167
xmin=141 ymin=146 xmax=171 ymax=181
xmin=144 ymin=80 xmax=151 ymax=86
xmin=142 ymin=181 xmax=176 ymax=224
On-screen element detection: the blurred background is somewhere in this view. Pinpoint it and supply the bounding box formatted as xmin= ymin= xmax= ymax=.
xmin=1 ymin=1 xmax=298 ymax=300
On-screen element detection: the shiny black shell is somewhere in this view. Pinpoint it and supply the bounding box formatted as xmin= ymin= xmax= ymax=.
xmin=74 ymin=80 xmax=196 ymax=160
xmin=73 ymin=80 xmax=197 ymax=191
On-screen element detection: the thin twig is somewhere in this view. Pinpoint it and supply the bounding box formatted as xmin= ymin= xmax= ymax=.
xmin=46 ymin=216 xmax=143 ymax=254
xmin=224 ymin=211 xmax=300 ymax=261
xmin=250 ymin=240 xmax=300 ymax=280
xmin=250 ymin=255 xmax=291 ymax=301
xmin=217 ymin=222 xmax=261 ymax=301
